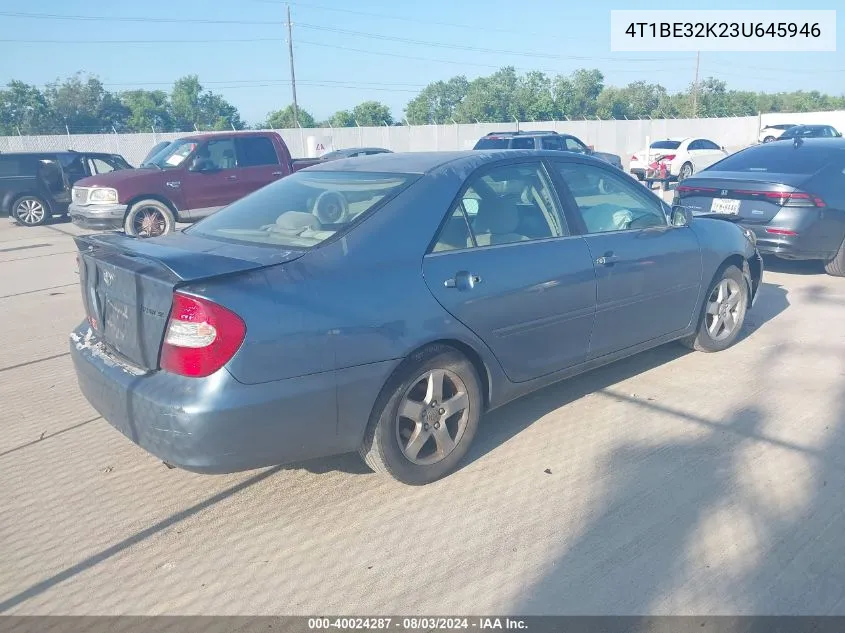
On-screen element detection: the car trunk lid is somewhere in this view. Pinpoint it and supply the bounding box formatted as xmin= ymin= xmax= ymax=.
xmin=675 ymin=171 xmax=817 ymax=224
xmin=75 ymin=232 xmax=304 ymax=371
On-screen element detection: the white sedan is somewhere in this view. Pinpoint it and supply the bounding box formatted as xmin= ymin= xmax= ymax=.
xmin=629 ymin=137 xmax=728 ymax=181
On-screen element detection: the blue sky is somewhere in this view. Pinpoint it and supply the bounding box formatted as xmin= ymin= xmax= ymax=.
xmin=0 ymin=0 xmax=842 ymax=126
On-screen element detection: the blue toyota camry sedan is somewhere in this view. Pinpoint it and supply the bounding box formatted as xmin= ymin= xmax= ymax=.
xmin=70 ymin=150 xmax=763 ymax=485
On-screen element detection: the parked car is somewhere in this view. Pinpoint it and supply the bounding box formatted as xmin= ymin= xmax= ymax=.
xmin=140 ymin=141 xmax=172 ymax=167
xmin=775 ymin=124 xmax=841 ymax=141
xmin=473 ymin=131 xmax=624 ymax=170
xmin=3 ymin=151 xmax=132 ymax=227
xmin=759 ymin=123 xmax=796 ymax=143
xmin=674 ymin=138 xmax=845 ymax=276
xmin=320 ymin=147 xmax=392 ymax=160
xmin=629 ymin=138 xmax=728 ymax=182
xmin=68 ymin=131 xmax=321 ymax=238
xmin=70 ymin=150 xmax=762 ymax=485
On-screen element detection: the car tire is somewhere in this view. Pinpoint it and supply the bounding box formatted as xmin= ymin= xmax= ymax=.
xmin=681 ymin=265 xmax=748 ymax=353
xmin=124 ymin=199 xmax=175 ymax=238
xmin=359 ymin=345 xmax=482 ymax=485
xmin=824 ymin=238 xmax=845 ymax=277
xmin=12 ymin=195 xmax=50 ymax=227
xmin=763 ymin=136 xmax=776 ymax=143
xmin=679 ymin=162 xmax=694 ymax=181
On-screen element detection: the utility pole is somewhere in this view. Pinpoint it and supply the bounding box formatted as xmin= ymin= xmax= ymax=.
xmin=692 ymin=51 xmax=700 ymax=118
xmin=286 ymin=4 xmax=299 ymax=128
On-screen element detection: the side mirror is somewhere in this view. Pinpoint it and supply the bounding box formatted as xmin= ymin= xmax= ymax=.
xmin=670 ymin=205 xmax=693 ymax=227
xmin=586 ymin=145 xmax=594 ymax=153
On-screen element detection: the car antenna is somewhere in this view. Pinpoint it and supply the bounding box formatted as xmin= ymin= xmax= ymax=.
xmin=793 ymin=137 xmax=803 ymax=148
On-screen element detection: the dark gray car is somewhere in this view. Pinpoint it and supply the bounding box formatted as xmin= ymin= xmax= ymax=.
xmin=675 ymin=138 xmax=845 ymax=275
xmin=474 ymin=131 xmax=624 ymax=170
xmin=70 ymin=150 xmax=762 ymax=485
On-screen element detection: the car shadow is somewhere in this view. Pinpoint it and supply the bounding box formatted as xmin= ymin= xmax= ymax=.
xmin=463 ymin=280 xmax=789 ymax=471
xmin=763 ymin=256 xmax=826 ymax=276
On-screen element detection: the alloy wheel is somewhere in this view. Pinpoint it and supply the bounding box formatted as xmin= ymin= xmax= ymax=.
xmin=16 ymin=199 xmax=46 ymax=225
xmin=705 ymin=278 xmax=743 ymax=341
xmin=133 ymin=207 xmax=167 ymax=238
xmin=395 ymin=368 xmax=470 ymax=466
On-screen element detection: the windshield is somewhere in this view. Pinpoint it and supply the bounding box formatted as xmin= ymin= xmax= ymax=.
xmin=141 ymin=142 xmax=172 ymax=166
xmin=474 ymin=138 xmax=511 ymax=149
xmin=650 ymin=140 xmax=681 ymax=150
xmin=706 ymin=144 xmax=838 ymax=175
xmin=187 ymin=171 xmax=415 ymax=248
xmin=147 ymin=139 xmax=198 ymax=168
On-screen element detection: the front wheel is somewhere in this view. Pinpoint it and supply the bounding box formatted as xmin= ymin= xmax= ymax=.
xmin=12 ymin=195 xmax=50 ymax=227
xmin=124 ymin=199 xmax=175 ymax=238
xmin=359 ymin=345 xmax=482 ymax=485
xmin=681 ymin=265 xmax=748 ymax=353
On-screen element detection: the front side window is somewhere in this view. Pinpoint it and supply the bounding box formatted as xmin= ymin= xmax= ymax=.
xmin=188 ymin=171 xmax=414 ymax=248
xmin=555 ymin=162 xmax=667 ymax=233
xmin=564 ymin=137 xmax=588 ymax=153
xmin=431 ymin=162 xmax=566 ymax=252
xmin=194 ymin=139 xmax=237 ymax=170
xmin=151 ymin=139 xmax=199 ymax=168
xmin=542 ymin=137 xmax=564 ymax=151
xmin=236 ymin=137 xmax=279 ymax=167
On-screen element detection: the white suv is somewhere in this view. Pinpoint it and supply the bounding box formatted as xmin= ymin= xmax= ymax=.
xmin=759 ymin=123 xmax=796 ymax=143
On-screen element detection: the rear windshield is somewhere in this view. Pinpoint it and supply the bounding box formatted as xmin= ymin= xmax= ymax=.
xmin=474 ymin=138 xmax=511 ymax=149
xmin=706 ymin=145 xmax=839 ymax=175
xmin=650 ymin=140 xmax=681 ymax=150
xmin=187 ymin=171 xmax=414 ymax=248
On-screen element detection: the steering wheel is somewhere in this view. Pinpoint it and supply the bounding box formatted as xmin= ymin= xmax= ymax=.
xmin=313 ymin=190 xmax=349 ymax=224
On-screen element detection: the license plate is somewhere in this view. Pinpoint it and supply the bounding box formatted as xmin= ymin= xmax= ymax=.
xmin=711 ymin=198 xmax=741 ymax=214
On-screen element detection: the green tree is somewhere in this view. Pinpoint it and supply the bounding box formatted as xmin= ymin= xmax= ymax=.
xmin=0 ymin=80 xmax=57 ymax=135
xmin=405 ymin=76 xmax=469 ymax=124
xmin=351 ymin=100 xmax=393 ymax=126
xmin=45 ymin=74 xmax=129 ymax=132
xmin=515 ymin=71 xmax=555 ymax=121
xmin=262 ymin=104 xmax=316 ymax=129
xmin=169 ymin=75 xmax=243 ymax=131
xmin=328 ymin=110 xmax=355 ymax=127
xmin=120 ymin=89 xmax=172 ymax=132
xmin=553 ymin=69 xmax=604 ymax=119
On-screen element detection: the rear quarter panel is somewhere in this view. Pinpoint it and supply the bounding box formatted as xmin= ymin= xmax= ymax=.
xmin=690 ymin=217 xmax=756 ymax=285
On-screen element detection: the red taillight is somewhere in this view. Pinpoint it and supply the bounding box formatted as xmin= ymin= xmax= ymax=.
xmin=160 ymin=292 xmax=246 ymax=378
xmin=631 ymin=155 xmax=639 ymax=161
xmin=732 ymin=190 xmax=826 ymax=207
xmin=659 ymin=154 xmax=676 ymax=162
xmin=765 ymin=228 xmax=798 ymax=236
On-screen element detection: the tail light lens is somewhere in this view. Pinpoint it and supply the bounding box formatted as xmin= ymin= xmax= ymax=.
xmin=676 ymin=185 xmax=718 ymax=196
xmin=732 ymin=190 xmax=826 ymax=207
xmin=630 ymin=155 xmax=639 ymax=161
xmin=160 ymin=292 xmax=246 ymax=378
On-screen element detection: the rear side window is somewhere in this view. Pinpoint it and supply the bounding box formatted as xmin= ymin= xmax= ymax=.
xmin=707 ymin=145 xmax=839 ymax=175
xmin=650 ymin=140 xmax=681 ymax=150
xmin=510 ymin=137 xmax=535 ymax=149
xmin=236 ymin=136 xmax=280 ymax=167
xmin=474 ymin=138 xmax=511 ymax=149
xmin=0 ymin=157 xmax=26 ymax=177
xmin=188 ymin=171 xmax=414 ymax=248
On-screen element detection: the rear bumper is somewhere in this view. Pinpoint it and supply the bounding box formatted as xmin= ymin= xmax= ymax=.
xmin=69 ymin=323 xmax=350 ymax=473
xmin=69 ymin=203 xmax=127 ymax=231
xmin=741 ymin=210 xmax=845 ymax=261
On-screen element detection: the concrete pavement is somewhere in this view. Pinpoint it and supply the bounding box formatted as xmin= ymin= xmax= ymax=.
xmin=1 ymin=218 xmax=844 ymax=615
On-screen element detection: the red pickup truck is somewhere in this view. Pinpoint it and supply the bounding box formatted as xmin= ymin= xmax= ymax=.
xmin=69 ymin=131 xmax=319 ymax=237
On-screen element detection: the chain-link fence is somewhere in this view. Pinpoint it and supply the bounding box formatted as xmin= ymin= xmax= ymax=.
xmin=0 ymin=115 xmax=769 ymax=168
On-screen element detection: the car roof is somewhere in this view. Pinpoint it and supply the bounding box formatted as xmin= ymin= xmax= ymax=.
xmin=179 ymin=130 xmax=276 ymax=142
xmin=788 ymin=124 xmax=831 ymax=130
xmin=0 ymin=151 xmax=118 ymax=158
xmin=749 ymin=137 xmax=845 ymax=150
xmin=306 ymin=149 xmax=606 ymax=174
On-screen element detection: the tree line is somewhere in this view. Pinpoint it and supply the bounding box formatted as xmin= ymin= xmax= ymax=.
xmin=2 ymin=68 xmax=845 ymax=135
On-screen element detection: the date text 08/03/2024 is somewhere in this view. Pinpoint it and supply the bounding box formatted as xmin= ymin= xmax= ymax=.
xmin=307 ymin=617 xmax=528 ymax=630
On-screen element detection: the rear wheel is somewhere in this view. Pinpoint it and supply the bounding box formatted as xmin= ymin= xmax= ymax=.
xmin=679 ymin=162 xmax=694 ymax=181
xmin=824 ymin=238 xmax=845 ymax=277
xmin=124 ymin=199 xmax=175 ymax=238
xmin=681 ymin=265 xmax=748 ymax=352
xmin=763 ymin=136 xmax=776 ymax=143
xmin=359 ymin=345 xmax=482 ymax=485
xmin=12 ymin=195 xmax=50 ymax=227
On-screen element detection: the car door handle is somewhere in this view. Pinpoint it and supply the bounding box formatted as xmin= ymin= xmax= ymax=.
xmin=595 ymin=253 xmax=620 ymax=266
xmin=445 ymin=271 xmax=482 ymax=289
xmin=271 ymin=171 xmax=284 ymax=177
xmin=227 ymin=175 xmax=238 ymax=181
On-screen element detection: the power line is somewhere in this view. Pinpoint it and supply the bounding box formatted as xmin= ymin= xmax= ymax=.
xmin=0 ymin=10 xmax=277 ymax=25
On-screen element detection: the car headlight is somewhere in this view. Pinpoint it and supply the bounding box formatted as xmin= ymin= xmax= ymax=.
xmin=89 ymin=188 xmax=118 ymax=203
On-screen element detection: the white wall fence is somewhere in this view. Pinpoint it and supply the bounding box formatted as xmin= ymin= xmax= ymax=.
xmin=1 ymin=111 xmax=843 ymax=169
